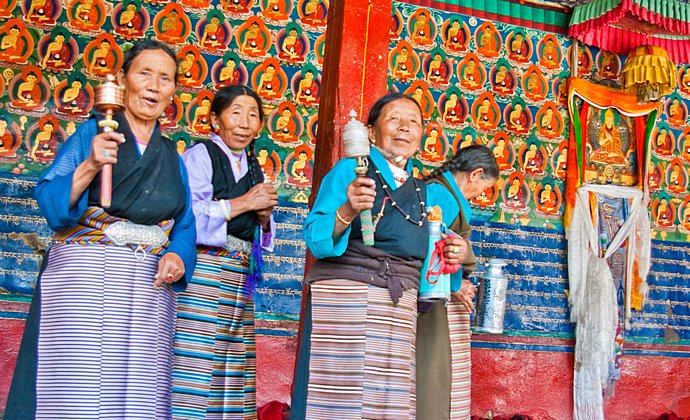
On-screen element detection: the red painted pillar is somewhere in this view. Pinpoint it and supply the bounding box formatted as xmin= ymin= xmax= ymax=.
xmin=309 ymin=0 xmax=392 ymax=196
xmin=292 ymin=0 xmax=392 ymax=399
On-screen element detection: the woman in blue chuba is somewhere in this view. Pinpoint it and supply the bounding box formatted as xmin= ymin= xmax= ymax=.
xmin=417 ymin=144 xmax=499 ymax=419
xmin=5 ymin=40 xmax=197 ymax=419
xmin=291 ymin=92 xmax=466 ymax=419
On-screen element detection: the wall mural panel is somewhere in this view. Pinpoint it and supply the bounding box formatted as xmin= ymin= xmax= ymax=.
xmin=0 ymin=0 xmax=326 ymax=329
xmin=391 ymin=1 xmax=690 ymax=343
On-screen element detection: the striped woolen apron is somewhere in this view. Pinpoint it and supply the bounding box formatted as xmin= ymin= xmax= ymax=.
xmin=448 ymin=301 xmax=472 ymax=419
xmin=36 ymin=243 xmax=177 ymax=419
xmin=172 ymin=252 xmax=256 ymax=420
xmin=306 ymin=279 xmax=418 ymax=420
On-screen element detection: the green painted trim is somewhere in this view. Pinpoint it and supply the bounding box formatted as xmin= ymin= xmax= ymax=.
xmin=255 ymin=312 xmax=300 ymax=322
xmin=570 ymin=0 xmax=621 ymax=26
xmin=0 ymin=295 xmax=32 ymax=302
xmin=634 ymin=0 xmax=690 ymax=23
xmin=413 ymin=0 xmax=571 ymax=29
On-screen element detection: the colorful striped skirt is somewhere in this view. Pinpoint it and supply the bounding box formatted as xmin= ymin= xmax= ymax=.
xmin=36 ymin=243 xmax=177 ymax=419
xmin=171 ymin=252 xmax=256 ymax=420
xmin=448 ymin=301 xmax=472 ymax=419
xmin=305 ymin=279 xmax=418 ymax=420
xmin=416 ymin=300 xmax=472 ymax=420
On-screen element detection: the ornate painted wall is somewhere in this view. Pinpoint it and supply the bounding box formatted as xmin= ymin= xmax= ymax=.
xmin=0 ymin=0 xmax=326 ymax=408
xmin=388 ymin=0 xmax=689 ymax=350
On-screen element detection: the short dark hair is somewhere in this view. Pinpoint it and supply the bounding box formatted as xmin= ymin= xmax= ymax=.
xmin=122 ymin=40 xmax=178 ymax=78
xmin=425 ymin=144 xmax=499 ymax=181
xmin=366 ymin=92 xmax=423 ymax=127
xmin=211 ymin=84 xmax=264 ymax=122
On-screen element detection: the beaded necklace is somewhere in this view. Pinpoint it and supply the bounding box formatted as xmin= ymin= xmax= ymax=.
xmin=374 ymin=168 xmax=427 ymax=227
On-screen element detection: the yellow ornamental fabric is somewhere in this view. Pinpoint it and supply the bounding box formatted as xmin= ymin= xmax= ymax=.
xmin=621 ymin=45 xmax=677 ymax=95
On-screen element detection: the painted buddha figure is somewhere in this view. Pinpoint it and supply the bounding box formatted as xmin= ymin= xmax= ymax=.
xmin=411 ymin=12 xmax=431 ymax=45
xmin=57 ymin=78 xmax=88 ymax=115
xmin=681 ymin=134 xmax=690 ymax=162
xmin=288 ymin=149 xmax=312 ymax=186
xmin=426 ymin=52 xmax=447 ymax=85
xmin=409 ymin=84 xmax=432 ymax=120
xmin=668 ymin=162 xmax=686 ymax=193
xmin=537 ymin=183 xmax=558 ymax=215
xmin=218 ymin=58 xmax=240 ymax=87
xmin=540 ymin=108 xmax=555 ymax=135
xmin=178 ymin=50 xmax=202 ymax=86
xmin=477 ymin=25 xmax=498 ymax=57
xmin=669 ymin=98 xmax=685 ymax=125
xmin=73 ymin=0 xmax=100 ymax=29
xmin=41 ymin=33 xmax=71 ymax=70
xmin=0 ymin=119 xmax=18 ymax=158
xmin=493 ymin=64 xmax=513 ymax=94
xmin=457 ymin=130 xmax=473 ymax=150
xmin=264 ymin=0 xmax=288 ymax=20
xmin=681 ymin=68 xmax=690 ymax=93
xmin=525 ymin=70 xmax=546 ymax=100
xmin=161 ymin=10 xmax=184 ymax=42
xmin=27 ymin=0 xmax=53 ymax=23
xmin=421 ymin=127 xmax=443 ymax=161
xmin=118 ymin=4 xmax=142 ymax=35
xmin=200 ymin=16 xmax=224 ymax=49
xmin=476 ymin=97 xmax=497 ymax=129
xmin=508 ymin=103 xmax=527 ymax=133
xmin=655 ymin=198 xmax=674 ymax=227
xmin=540 ymin=38 xmax=557 ymax=67
xmin=493 ymin=137 xmax=510 ymax=170
xmin=523 ymin=143 xmax=544 ymax=175
xmin=442 ymin=92 xmax=464 ymax=124
xmin=508 ymin=33 xmax=528 ymax=62
xmin=682 ymin=203 xmax=690 ymax=231
xmin=31 ymin=120 xmax=59 ymax=163
xmin=444 ymin=19 xmax=464 ymax=51
xmin=15 ymin=71 xmax=42 ymax=109
xmin=240 ymin=22 xmax=261 ymax=55
xmin=599 ymin=51 xmax=618 ymax=79
xmin=655 ymin=128 xmax=672 ymax=156
xmin=273 ymin=107 xmax=298 ymax=143
xmin=393 ymin=46 xmax=413 ymax=79
xmin=591 ymin=109 xmax=627 ymax=165
xmin=279 ymin=27 xmax=304 ymax=62
xmin=296 ymin=70 xmax=318 ymax=106
xmin=257 ymin=147 xmax=279 ymax=182
xmin=505 ymin=177 xmax=527 ymax=210
xmin=191 ymin=97 xmax=211 ymax=133
xmin=303 ymin=0 xmax=325 ymax=26
xmin=460 ymin=58 xmax=481 ymax=90
xmin=555 ymin=146 xmax=567 ymax=179
xmin=257 ymin=64 xmax=280 ymax=99
xmin=1 ymin=26 xmax=24 ymax=61
xmin=88 ymin=39 xmax=115 ymax=76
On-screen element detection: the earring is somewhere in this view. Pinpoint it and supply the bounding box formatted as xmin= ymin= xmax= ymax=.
xmin=212 ymin=124 xmax=219 ymax=132
xmin=369 ymin=137 xmax=376 ymax=144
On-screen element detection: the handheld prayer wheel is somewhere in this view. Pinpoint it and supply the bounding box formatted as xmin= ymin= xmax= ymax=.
xmin=94 ymin=74 xmax=124 ymax=208
xmin=342 ymin=110 xmax=375 ymax=246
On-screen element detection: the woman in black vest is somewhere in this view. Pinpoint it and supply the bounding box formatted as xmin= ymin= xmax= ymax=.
xmin=6 ymin=40 xmax=197 ymax=419
xmin=292 ymin=93 xmax=465 ymax=419
xmin=417 ymin=144 xmax=499 ymax=419
xmin=171 ymin=85 xmax=278 ymax=418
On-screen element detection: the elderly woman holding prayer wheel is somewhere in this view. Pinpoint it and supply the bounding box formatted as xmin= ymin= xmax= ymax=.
xmin=5 ymin=40 xmax=196 ymax=419
xmin=171 ymin=85 xmax=278 ymax=419
xmin=417 ymin=144 xmax=499 ymax=419
xmin=291 ymin=92 xmax=465 ymax=419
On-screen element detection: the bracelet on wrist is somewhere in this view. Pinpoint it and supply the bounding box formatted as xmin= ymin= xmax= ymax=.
xmin=336 ymin=209 xmax=353 ymax=225
xmin=220 ymin=199 xmax=232 ymax=221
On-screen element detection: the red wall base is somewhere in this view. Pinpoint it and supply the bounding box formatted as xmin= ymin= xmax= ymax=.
xmin=2 ymin=321 xmax=689 ymax=418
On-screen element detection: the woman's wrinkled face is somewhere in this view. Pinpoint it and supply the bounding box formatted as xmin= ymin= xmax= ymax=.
xmin=211 ymin=94 xmax=263 ymax=150
xmin=119 ymin=49 xmax=177 ymax=124
xmin=369 ymin=98 xmax=423 ymax=160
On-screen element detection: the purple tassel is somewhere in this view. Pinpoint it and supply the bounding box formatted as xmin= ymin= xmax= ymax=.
xmin=245 ymin=225 xmax=263 ymax=293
